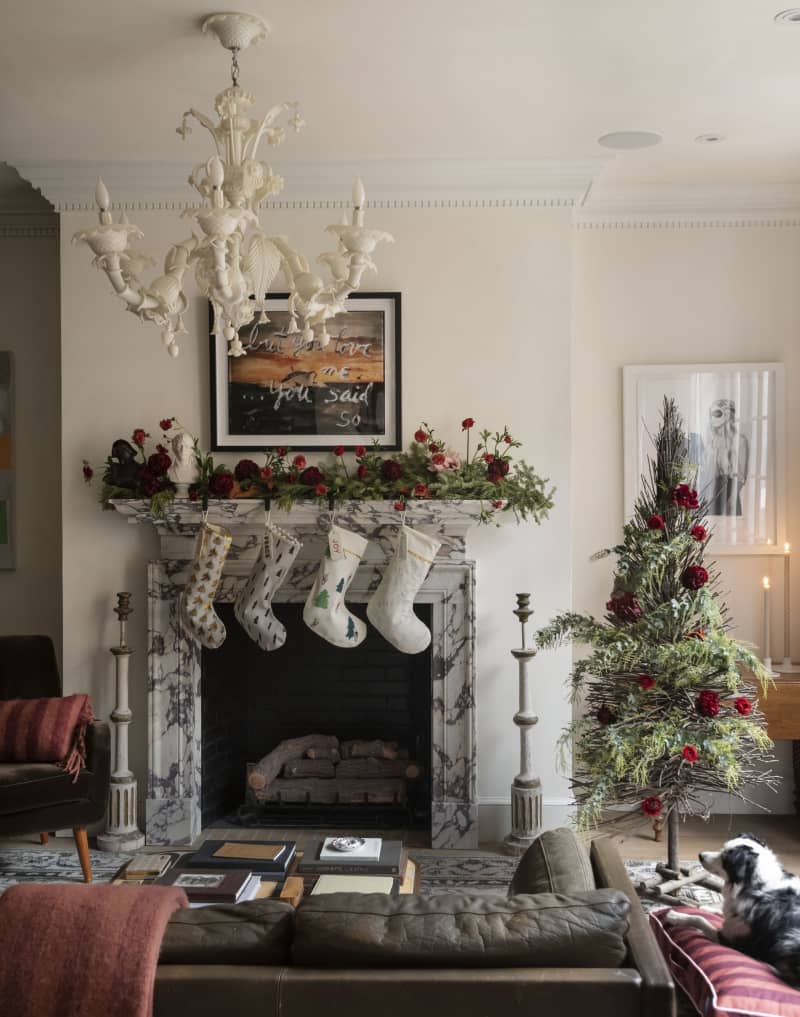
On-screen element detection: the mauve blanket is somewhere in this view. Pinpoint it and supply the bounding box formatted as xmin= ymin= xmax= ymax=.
xmin=0 ymin=883 xmax=188 ymax=1017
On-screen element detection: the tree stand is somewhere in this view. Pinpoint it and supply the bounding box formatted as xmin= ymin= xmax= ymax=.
xmin=638 ymin=809 xmax=722 ymax=904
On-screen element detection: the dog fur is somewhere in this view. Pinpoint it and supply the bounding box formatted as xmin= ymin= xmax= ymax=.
xmin=665 ymin=834 xmax=800 ymax=987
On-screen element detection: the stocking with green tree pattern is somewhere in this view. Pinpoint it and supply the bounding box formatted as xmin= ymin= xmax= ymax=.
xmin=303 ymin=524 xmax=368 ymax=648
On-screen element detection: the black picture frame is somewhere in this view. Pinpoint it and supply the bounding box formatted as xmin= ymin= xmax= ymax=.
xmin=210 ymin=292 xmax=402 ymax=452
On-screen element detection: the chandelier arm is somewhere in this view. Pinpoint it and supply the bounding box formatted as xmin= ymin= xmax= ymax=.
xmin=177 ymin=108 xmax=224 ymax=156
xmin=246 ymin=102 xmax=298 ymax=160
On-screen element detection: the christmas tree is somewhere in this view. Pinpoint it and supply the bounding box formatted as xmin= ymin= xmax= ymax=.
xmin=537 ymin=398 xmax=776 ymax=871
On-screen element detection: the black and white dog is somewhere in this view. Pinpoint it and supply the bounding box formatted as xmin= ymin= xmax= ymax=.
xmin=665 ymin=834 xmax=800 ymax=987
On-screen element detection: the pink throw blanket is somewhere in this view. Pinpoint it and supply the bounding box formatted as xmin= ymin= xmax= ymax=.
xmin=0 ymin=883 xmax=188 ymax=1017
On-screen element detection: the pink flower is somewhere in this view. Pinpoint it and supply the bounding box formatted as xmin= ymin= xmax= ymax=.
xmin=427 ymin=448 xmax=462 ymax=474
xmin=292 ymin=454 xmax=307 ymax=470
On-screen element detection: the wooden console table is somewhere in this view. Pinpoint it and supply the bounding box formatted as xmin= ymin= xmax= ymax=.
xmin=743 ymin=669 xmax=800 ymax=812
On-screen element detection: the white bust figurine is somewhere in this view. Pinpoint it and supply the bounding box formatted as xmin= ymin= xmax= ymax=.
xmin=167 ymin=430 xmax=199 ymax=497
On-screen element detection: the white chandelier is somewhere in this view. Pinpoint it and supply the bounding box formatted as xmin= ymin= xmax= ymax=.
xmin=73 ymin=11 xmax=394 ymax=358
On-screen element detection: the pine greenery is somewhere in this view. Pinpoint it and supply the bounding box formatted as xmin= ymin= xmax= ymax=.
xmin=537 ymin=398 xmax=777 ymax=857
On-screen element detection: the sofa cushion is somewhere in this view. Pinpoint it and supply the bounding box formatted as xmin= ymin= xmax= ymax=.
xmin=509 ymin=827 xmax=596 ymax=896
xmin=650 ymin=906 xmax=800 ymax=1017
xmin=160 ymin=899 xmax=295 ymax=965
xmin=292 ymin=890 xmax=630 ymax=969
xmin=0 ymin=762 xmax=93 ymax=815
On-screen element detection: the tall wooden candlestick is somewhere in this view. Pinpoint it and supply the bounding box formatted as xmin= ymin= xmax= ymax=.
xmin=762 ymin=577 xmax=778 ymax=678
xmin=504 ymin=593 xmax=543 ymax=855
xmin=775 ymin=542 xmax=800 ymax=673
xmin=97 ymin=592 xmax=145 ymax=853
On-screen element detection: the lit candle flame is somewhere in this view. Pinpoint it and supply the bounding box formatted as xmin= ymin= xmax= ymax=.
xmin=763 ymin=576 xmax=771 ymax=590
xmin=785 ymin=542 xmax=792 ymax=554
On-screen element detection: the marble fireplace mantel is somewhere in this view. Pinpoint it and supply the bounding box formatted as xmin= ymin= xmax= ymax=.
xmin=110 ymin=499 xmax=484 ymax=848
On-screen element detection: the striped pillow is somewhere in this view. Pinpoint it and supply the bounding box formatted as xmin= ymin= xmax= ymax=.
xmin=650 ymin=906 xmax=800 ymax=1017
xmin=0 ymin=695 xmax=95 ymax=780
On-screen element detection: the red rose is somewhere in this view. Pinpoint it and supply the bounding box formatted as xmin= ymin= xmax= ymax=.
xmin=414 ymin=483 xmax=429 ymax=497
xmin=159 ymin=418 xmax=174 ymax=432
xmin=132 ymin=428 xmax=147 ymax=448
xmin=82 ymin=462 xmax=93 ymax=483
xmin=487 ymin=459 xmax=510 ymax=483
xmin=735 ymin=697 xmax=753 ymax=716
xmin=491 ymin=499 xmax=503 ymax=509
xmin=155 ymin=443 xmax=167 ymax=454
xmin=299 ymin=466 xmax=324 ymax=487
xmin=461 ymin=417 xmax=475 ymax=430
xmin=606 ymin=592 xmax=643 ymax=623
xmin=641 ymin=797 xmax=662 ymax=817
xmin=414 ymin=429 xmax=428 ymax=444
xmin=672 ymin=484 xmax=699 ymax=510
xmin=137 ymin=468 xmax=161 ymax=497
xmin=483 ymin=453 xmax=495 ymax=464
xmin=355 ymin=445 xmax=366 ymax=458
xmin=638 ymin=675 xmax=656 ymax=690
xmin=287 ymin=472 xmax=298 ymax=483
xmin=276 ymin=447 xmax=288 ymax=458
xmin=682 ymin=745 xmax=699 ymax=763
xmin=260 ymin=466 xmax=273 ymax=480
xmin=431 ymin=452 xmax=446 ymax=466
xmin=357 ymin=464 xmax=369 ymax=479
xmin=381 ymin=459 xmax=403 ymax=481
xmin=292 ymin=454 xmax=307 ymax=470
xmin=147 ymin=451 xmax=171 ymax=477
xmin=234 ymin=458 xmax=260 ymax=481
xmin=647 ymin=514 xmax=665 ymax=531
xmin=691 ymin=525 xmax=707 ymax=542
xmin=695 ymin=690 xmax=720 ymax=717
xmin=681 ymin=564 xmax=709 ymax=590
xmin=428 ymin=443 xmax=440 ymax=453
xmin=393 ymin=500 xmax=405 ymax=511
xmin=314 ymin=483 xmax=328 ymax=497
xmin=596 ymin=705 xmax=616 ymax=725
xmin=333 ymin=446 xmax=345 ymax=457
xmin=503 ymin=433 xmax=513 ymax=444
xmin=208 ymin=472 xmax=234 ymax=498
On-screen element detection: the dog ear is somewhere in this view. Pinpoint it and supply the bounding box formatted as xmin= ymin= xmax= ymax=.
xmin=722 ymin=844 xmax=758 ymax=884
xmin=737 ymin=832 xmax=767 ymax=847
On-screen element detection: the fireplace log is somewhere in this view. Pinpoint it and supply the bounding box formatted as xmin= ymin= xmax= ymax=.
xmin=340 ymin=739 xmax=409 ymax=760
xmin=282 ymin=758 xmax=336 ymax=779
xmin=252 ymin=777 xmax=407 ymax=805
xmin=248 ymin=735 xmax=340 ymax=790
xmin=305 ymin=746 xmax=341 ymax=762
xmin=335 ymin=758 xmax=422 ymax=780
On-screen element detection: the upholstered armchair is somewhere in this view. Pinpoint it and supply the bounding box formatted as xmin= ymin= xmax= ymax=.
xmin=0 ymin=636 xmax=110 ymax=881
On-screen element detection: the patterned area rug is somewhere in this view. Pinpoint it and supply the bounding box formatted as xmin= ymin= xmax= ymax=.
xmin=411 ymin=849 xmax=518 ymax=896
xmin=0 ymin=849 xmax=129 ymax=893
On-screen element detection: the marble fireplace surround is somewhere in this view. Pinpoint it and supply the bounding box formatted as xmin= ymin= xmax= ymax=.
xmin=111 ymin=499 xmax=482 ymax=849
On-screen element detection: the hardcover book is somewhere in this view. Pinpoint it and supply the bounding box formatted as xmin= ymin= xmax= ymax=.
xmin=186 ymin=839 xmax=296 ymax=874
xmin=310 ymin=874 xmax=395 ymax=895
xmin=298 ymin=840 xmax=406 ymax=877
xmin=156 ymin=868 xmax=259 ymax=904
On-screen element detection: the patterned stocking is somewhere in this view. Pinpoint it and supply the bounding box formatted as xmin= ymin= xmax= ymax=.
xmin=367 ymin=525 xmax=441 ymax=653
xmin=234 ymin=522 xmax=302 ymax=651
xmin=303 ymin=524 xmax=368 ymax=648
xmin=179 ymin=519 xmax=233 ymax=649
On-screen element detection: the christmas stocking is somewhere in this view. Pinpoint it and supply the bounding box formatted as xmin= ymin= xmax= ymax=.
xmin=367 ymin=525 xmax=441 ymax=654
xmin=234 ymin=523 xmax=302 ymax=651
xmin=303 ymin=524 xmax=368 ymax=648
xmin=179 ymin=519 xmax=233 ymax=649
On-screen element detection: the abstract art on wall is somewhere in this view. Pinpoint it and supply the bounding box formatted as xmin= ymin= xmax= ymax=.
xmin=210 ymin=293 xmax=401 ymax=452
xmin=0 ymin=352 xmax=13 ymax=569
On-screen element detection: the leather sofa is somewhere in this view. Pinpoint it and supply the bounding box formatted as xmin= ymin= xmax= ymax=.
xmin=153 ymin=834 xmax=675 ymax=1017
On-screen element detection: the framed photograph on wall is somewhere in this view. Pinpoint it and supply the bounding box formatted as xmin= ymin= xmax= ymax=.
xmin=623 ymin=363 xmax=785 ymax=555
xmin=0 ymin=351 xmax=13 ymax=570
xmin=210 ymin=292 xmax=401 ymax=452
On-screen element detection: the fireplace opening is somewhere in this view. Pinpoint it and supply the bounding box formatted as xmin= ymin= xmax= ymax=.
xmin=201 ymin=602 xmax=433 ymax=831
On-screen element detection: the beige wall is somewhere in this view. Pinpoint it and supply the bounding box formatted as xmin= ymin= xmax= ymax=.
xmin=573 ymin=222 xmax=800 ymax=813
xmin=59 ymin=204 xmax=575 ymax=834
xmin=0 ymin=219 xmax=62 ymax=657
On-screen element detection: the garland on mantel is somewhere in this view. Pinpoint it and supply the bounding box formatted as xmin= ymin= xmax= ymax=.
xmin=83 ymin=416 xmax=554 ymax=524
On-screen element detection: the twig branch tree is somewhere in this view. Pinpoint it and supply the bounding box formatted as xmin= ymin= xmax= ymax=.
xmin=537 ymin=398 xmax=777 ymax=871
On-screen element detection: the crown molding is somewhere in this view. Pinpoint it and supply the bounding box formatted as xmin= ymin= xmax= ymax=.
xmin=576 ymin=183 xmax=800 ymax=228
xmin=0 ymin=211 xmax=58 ymax=237
xmin=13 ymin=158 xmax=606 ymax=213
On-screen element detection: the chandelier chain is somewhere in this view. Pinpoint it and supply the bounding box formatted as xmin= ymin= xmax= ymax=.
xmin=230 ymin=48 xmax=240 ymax=87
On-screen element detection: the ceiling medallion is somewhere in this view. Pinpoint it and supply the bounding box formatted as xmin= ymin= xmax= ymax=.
xmin=73 ymin=12 xmax=394 ymax=358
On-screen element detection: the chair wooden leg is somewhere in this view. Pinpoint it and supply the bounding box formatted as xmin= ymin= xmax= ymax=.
xmin=39 ymin=833 xmax=49 ymax=845
xmin=73 ymin=827 xmax=92 ymax=882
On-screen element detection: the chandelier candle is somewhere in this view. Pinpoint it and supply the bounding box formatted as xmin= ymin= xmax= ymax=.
xmin=73 ymin=11 xmax=393 ymax=359
xmin=504 ymin=593 xmax=543 ymax=856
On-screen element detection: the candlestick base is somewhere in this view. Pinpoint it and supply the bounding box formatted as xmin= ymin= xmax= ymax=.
xmin=763 ymin=657 xmax=780 ymax=678
xmin=503 ymin=779 xmax=543 ymax=856
xmin=773 ymin=658 xmax=800 ymax=674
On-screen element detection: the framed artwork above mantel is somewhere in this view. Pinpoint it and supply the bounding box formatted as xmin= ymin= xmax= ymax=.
xmin=210 ymin=292 xmax=401 ymax=452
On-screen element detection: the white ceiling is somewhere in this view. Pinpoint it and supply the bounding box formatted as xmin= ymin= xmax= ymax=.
xmin=4 ymin=0 xmax=800 ymax=211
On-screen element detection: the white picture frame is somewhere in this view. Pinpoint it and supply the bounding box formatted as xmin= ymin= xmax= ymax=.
xmin=623 ymin=363 xmax=785 ymax=556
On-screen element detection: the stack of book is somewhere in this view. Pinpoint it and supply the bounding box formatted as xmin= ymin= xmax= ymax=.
xmin=299 ymin=838 xmax=412 ymax=895
xmin=157 ymin=868 xmax=262 ymax=907
xmin=116 ymin=853 xmax=175 ymax=883
xmin=184 ymin=839 xmax=296 ymax=877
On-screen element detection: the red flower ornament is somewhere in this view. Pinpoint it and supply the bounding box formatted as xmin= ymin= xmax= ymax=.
xmin=461 ymin=417 xmax=475 ymax=430
xmin=641 ymin=797 xmax=662 ymax=817
xmin=381 ymin=459 xmax=403 ymax=481
xmin=681 ymin=565 xmax=709 ymax=590
xmin=292 ymin=454 xmax=307 ymax=470
xmin=276 ymin=447 xmax=288 ymax=458
xmin=638 ymin=675 xmax=656 ymax=690
xmin=483 ymin=453 xmax=495 ymax=464
xmin=647 ymin=514 xmax=665 ymax=531
xmin=734 ymin=697 xmax=753 ymax=716
xmin=691 ymin=524 xmax=708 ymax=542
xmin=393 ymin=500 xmax=405 ymax=511
xmin=492 ymin=499 xmax=504 ymax=509
xmin=606 ymin=592 xmax=643 ymax=623
xmin=260 ymin=466 xmax=273 ymax=480
xmin=314 ymin=483 xmax=328 ymax=497
xmin=147 ymin=452 xmax=171 ymax=477
xmin=333 ymin=446 xmax=345 ymax=457
xmin=208 ymin=472 xmax=234 ymax=498
xmin=672 ymin=484 xmax=699 ymax=510
xmin=299 ymin=467 xmax=324 ymax=487
xmin=682 ymin=745 xmax=699 ymax=763
xmin=159 ymin=418 xmax=174 ymax=432
xmin=414 ymin=483 xmax=429 ymax=497
xmin=695 ymin=690 xmax=720 ymax=717
xmin=234 ymin=459 xmax=260 ymax=481
xmin=355 ymin=445 xmax=366 ymax=458
xmin=414 ymin=429 xmax=428 ymax=444
xmin=132 ymin=428 xmax=147 ymax=448
xmin=357 ymin=464 xmax=369 ymax=479
xmin=596 ymin=705 xmax=616 ymax=725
